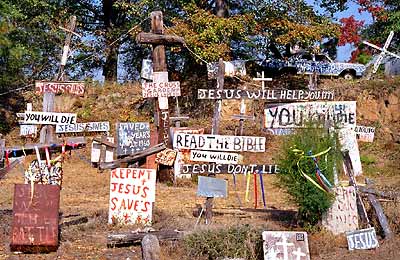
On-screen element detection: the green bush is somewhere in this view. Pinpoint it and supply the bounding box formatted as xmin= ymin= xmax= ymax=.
xmin=183 ymin=225 xmax=264 ymax=260
xmin=276 ymin=127 xmax=341 ymax=228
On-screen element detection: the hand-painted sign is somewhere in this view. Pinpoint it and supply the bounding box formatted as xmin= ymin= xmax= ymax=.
xmin=190 ymin=150 xmax=242 ymax=164
xmin=339 ymin=128 xmax=362 ymax=176
xmin=207 ymin=60 xmax=246 ymax=79
xmin=322 ymin=186 xmax=358 ymax=235
xmin=142 ymin=80 xmax=181 ymax=98
xmin=173 ymin=134 xmax=265 ymax=152
xmin=56 ymin=121 xmax=110 ymax=133
xmin=346 ymin=227 xmax=379 ymax=250
xmin=198 ymin=89 xmax=334 ymax=101
xmin=264 ymin=128 xmax=294 ymax=136
xmin=35 ymin=81 xmax=85 ymax=96
xmin=108 ymin=168 xmax=156 ymax=225
xmin=10 ymin=184 xmax=60 ymax=252
xmin=20 ymin=125 xmax=37 ymax=137
xmin=24 ymin=111 xmax=77 ymax=125
xmin=262 ymin=231 xmax=310 ymax=260
xmin=355 ymin=126 xmax=375 ymax=142
xmin=91 ymin=137 xmax=114 ymax=163
xmin=264 ymin=101 xmax=356 ymax=129
xmin=116 ymin=122 xmax=150 ymax=156
xmin=197 ymin=176 xmax=227 ymax=198
xmin=181 ymin=164 xmax=279 ymax=175
xmin=155 ymin=148 xmax=177 ymax=166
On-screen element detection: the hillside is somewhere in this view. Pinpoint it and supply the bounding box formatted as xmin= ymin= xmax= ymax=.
xmin=0 ymin=76 xmax=399 ymax=259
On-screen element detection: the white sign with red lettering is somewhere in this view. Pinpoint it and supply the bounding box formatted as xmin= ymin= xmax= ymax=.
xmin=35 ymin=81 xmax=85 ymax=96
xmin=142 ymin=73 xmax=181 ymax=98
xmin=108 ymin=168 xmax=156 ymax=225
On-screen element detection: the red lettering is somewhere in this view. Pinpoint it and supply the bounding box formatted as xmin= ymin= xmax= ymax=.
xmin=119 ymin=198 xmax=126 ymax=210
xmin=111 ymin=197 xmax=118 ymax=210
xmin=124 ymin=183 xmax=131 ymax=194
xmin=133 ymin=200 xmax=140 ymax=211
xmin=126 ymin=168 xmax=131 ymax=178
xmin=111 ymin=169 xmax=118 ymax=178
xmin=110 ymin=182 xmax=118 ymax=192
xmin=132 ymin=185 xmax=141 ymax=195
xmin=141 ymin=186 xmax=148 ymax=198
xmin=142 ymin=202 xmax=150 ymax=212
xmin=118 ymin=183 xmax=124 ymax=193
xmin=127 ymin=199 xmax=134 ymax=210
xmin=119 ymin=168 xmax=125 ymax=179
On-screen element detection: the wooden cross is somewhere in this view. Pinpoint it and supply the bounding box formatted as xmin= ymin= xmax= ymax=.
xmin=363 ymin=31 xmax=400 ymax=76
xmin=136 ymin=11 xmax=184 ymax=148
xmin=252 ymin=71 xmax=272 ymax=90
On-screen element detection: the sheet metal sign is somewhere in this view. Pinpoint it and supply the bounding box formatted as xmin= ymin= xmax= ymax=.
xmin=35 ymin=81 xmax=85 ymax=96
xmin=197 ymin=176 xmax=227 ymax=198
xmin=346 ymin=227 xmax=379 ymax=250
xmin=10 ymin=184 xmax=60 ymax=252
xmin=116 ymin=122 xmax=150 ymax=156
xmin=56 ymin=121 xmax=110 ymax=133
xmin=262 ymin=231 xmax=310 ymax=260
xmin=108 ymin=168 xmax=156 ymax=225
xmin=264 ymin=101 xmax=356 ymax=129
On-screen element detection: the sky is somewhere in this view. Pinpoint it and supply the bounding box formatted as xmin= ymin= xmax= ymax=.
xmin=307 ymin=0 xmax=373 ymax=62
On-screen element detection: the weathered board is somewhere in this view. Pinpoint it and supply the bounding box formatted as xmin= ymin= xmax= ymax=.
xmin=91 ymin=137 xmax=114 ymax=163
xmin=171 ymin=127 xmax=204 ymax=178
xmin=190 ymin=150 xmax=242 ymax=164
xmin=155 ymin=148 xmax=177 ymax=166
xmin=322 ymin=186 xmax=358 ymax=235
xmin=339 ymin=128 xmax=363 ymax=176
xmin=24 ymin=111 xmax=77 ymax=125
xmin=20 ymin=125 xmax=38 ymax=137
xmin=346 ymin=227 xmax=379 ymax=250
xmin=116 ymin=122 xmax=150 ymax=156
xmin=197 ymin=176 xmax=227 ymax=198
xmin=35 ymin=81 xmax=85 ymax=96
xmin=207 ymin=60 xmax=246 ymax=79
xmin=355 ymin=125 xmax=375 ymax=142
xmin=141 ymin=59 xmax=153 ymax=80
xmin=56 ymin=121 xmax=110 ymax=133
xmin=10 ymin=184 xmax=60 ymax=253
xmin=142 ymin=80 xmax=181 ymax=98
xmin=198 ymin=89 xmax=334 ymax=100
xmin=108 ymin=168 xmax=156 ymax=225
xmin=264 ymin=101 xmax=356 ymax=129
xmin=262 ymin=231 xmax=310 ymax=260
xmin=173 ymin=133 xmax=265 ymax=152
xmin=181 ymin=164 xmax=279 ymax=175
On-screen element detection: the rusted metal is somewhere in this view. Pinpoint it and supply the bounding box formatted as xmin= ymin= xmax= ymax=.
xmin=10 ymin=184 xmax=60 ymax=253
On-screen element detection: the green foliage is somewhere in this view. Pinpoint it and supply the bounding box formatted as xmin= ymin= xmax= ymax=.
xmin=183 ymin=225 xmax=263 ymax=259
xmin=276 ymin=127 xmax=340 ymax=227
xmin=360 ymin=155 xmax=376 ymax=165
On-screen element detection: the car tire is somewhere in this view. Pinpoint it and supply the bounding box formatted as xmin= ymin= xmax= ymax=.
xmin=343 ymin=72 xmax=354 ymax=80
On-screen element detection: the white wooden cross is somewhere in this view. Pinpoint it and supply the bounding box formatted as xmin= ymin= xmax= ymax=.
xmin=252 ymin=71 xmax=272 ymax=90
xmin=363 ymin=31 xmax=400 ymax=75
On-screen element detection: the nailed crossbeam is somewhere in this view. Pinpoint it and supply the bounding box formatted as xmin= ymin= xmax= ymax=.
xmin=107 ymin=230 xmax=184 ymax=247
xmin=92 ymin=137 xmax=117 ymax=148
xmin=136 ymin=32 xmax=184 ymax=45
xmin=99 ymin=143 xmax=166 ymax=170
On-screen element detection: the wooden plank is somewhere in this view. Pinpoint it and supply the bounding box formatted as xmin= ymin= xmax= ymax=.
xmin=173 ymin=133 xmax=265 ymax=152
xmin=231 ymin=114 xmax=255 ymax=120
xmin=181 ymin=163 xmax=279 ymax=175
xmin=367 ymin=194 xmax=393 ymax=239
xmin=359 ymin=187 xmax=400 ymax=200
xmin=198 ymin=89 xmax=335 ymax=100
xmin=107 ymin=230 xmax=184 ymax=247
xmin=25 ymin=111 xmax=77 ymax=125
xmin=93 ymin=136 xmax=117 ymax=148
xmin=136 ymin=32 xmax=184 ymax=45
xmin=0 ymin=139 xmax=4 ymax=161
xmin=35 ymin=81 xmax=85 ymax=96
xmin=0 ymin=157 xmax=24 ymax=180
xmin=56 ymin=122 xmax=110 ymax=133
xmin=100 ymin=143 xmax=166 ymax=170
xmin=211 ymin=58 xmax=224 ymax=136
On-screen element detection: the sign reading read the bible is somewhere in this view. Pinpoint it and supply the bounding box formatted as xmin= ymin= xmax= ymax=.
xmin=108 ymin=168 xmax=156 ymax=225
xmin=116 ymin=122 xmax=150 ymax=156
xmin=10 ymin=184 xmax=60 ymax=252
xmin=35 ymin=81 xmax=85 ymax=96
xmin=24 ymin=111 xmax=77 ymax=125
xmin=173 ymin=133 xmax=265 ymax=152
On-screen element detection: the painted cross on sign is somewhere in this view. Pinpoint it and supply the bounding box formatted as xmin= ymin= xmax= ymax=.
xmin=263 ymin=231 xmax=310 ymax=260
xmin=116 ymin=122 xmax=150 ymax=156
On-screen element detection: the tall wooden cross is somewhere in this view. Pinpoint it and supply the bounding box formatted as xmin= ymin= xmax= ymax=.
xmin=363 ymin=31 xmax=400 ymax=77
xmin=136 ymin=11 xmax=184 ymax=148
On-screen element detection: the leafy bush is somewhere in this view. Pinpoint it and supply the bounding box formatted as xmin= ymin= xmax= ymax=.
xmin=183 ymin=225 xmax=264 ymax=260
xmin=276 ymin=127 xmax=341 ymax=228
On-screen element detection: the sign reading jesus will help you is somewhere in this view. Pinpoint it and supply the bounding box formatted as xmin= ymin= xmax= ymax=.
xmin=108 ymin=168 xmax=156 ymax=225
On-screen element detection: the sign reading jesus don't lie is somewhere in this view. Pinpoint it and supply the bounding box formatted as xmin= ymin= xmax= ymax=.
xmin=108 ymin=168 xmax=156 ymax=225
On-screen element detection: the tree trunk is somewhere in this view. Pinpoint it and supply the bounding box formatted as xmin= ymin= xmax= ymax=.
xmin=102 ymin=0 xmax=118 ymax=81
xmin=215 ymin=0 xmax=229 ymax=17
xmin=103 ymin=44 xmax=118 ymax=81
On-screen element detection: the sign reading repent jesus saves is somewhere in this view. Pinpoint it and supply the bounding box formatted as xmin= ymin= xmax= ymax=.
xmin=173 ymin=133 xmax=265 ymax=152
xmin=108 ymin=168 xmax=156 ymax=225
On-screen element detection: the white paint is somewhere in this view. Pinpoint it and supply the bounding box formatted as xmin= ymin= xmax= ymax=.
xmin=24 ymin=111 xmax=77 ymax=125
xmin=263 ymin=231 xmax=310 ymax=260
xmin=190 ymin=150 xmax=242 ymax=164
xmin=20 ymin=125 xmax=37 ymax=136
xmin=339 ymin=128 xmax=363 ymax=176
xmin=322 ymin=186 xmax=358 ymax=235
xmin=173 ymin=133 xmax=265 ymax=152
xmin=108 ymin=168 xmax=156 ymax=225
xmin=142 ymin=81 xmax=181 ymax=98
xmin=91 ymin=137 xmax=114 ymax=163
xmin=35 ymin=81 xmax=85 ymax=96
xmin=56 ymin=121 xmax=110 ymax=133
xmin=355 ymin=125 xmax=375 ymax=142
xmin=346 ymin=227 xmax=379 ymax=250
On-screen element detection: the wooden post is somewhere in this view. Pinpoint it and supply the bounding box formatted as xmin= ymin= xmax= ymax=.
xmin=252 ymin=72 xmax=272 ymax=129
xmin=367 ymin=194 xmax=393 ymax=239
xmin=0 ymin=139 xmax=5 ymax=168
xmin=211 ymin=58 xmax=225 ymax=135
xmin=141 ymin=234 xmax=161 ymax=260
